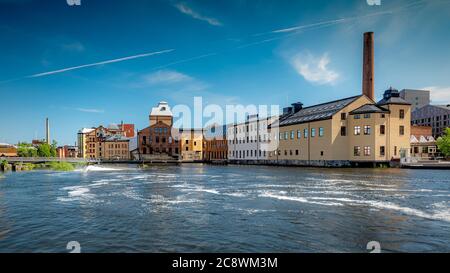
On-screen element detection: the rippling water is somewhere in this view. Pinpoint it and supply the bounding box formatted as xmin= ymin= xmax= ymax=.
xmin=0 ymin=164 xmax=449 ymax=252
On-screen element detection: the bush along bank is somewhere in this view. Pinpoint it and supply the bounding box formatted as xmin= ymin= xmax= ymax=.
xmin=1 ymin=160 xmax=77 ymax=172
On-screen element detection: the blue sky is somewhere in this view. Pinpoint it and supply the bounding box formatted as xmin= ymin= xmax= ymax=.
xmin=1 ymin=0 xmax=450 ymax=145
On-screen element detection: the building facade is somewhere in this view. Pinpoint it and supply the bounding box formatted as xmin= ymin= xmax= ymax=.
xmin=203 ymin=124 xmax=227 ymax=161
xmin=267 ymin=88 xmax=411 ymax=166
xmin=411 ymin=104 xmax=450 ymax=137
xmin=101 ymin=135 xmax=130 ymax=160
xmin=57 ymin=145 xmax=78 ymax=158
xmin=227 ymin=115 xmax=276 ymax=162
xmin=179 ymin=129 xmax=204 ymax=161
xmin=410 ymin=125 xmax=437 ymax=158
xmin=399 ymin=89 xmax=430 ymax=112
xmin=78 ymin=123 xmax=133 ymax=160
xmin=138 ymin=102 xmax=179 ymax=160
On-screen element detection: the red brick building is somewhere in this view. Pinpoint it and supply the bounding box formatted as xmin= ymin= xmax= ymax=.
xmin=138 ymin=102 xmax=180 ymax=159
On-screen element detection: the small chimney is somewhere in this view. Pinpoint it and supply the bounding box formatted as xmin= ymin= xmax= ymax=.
xmin=362 ymin=32 xmax=375 ymax=101
xmin=291 ymin=102 xmax=303 ymax=113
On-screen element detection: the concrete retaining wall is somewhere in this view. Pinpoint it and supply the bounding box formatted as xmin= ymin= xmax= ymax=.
xmin=227 ymin=160 xmax=391 ymax=168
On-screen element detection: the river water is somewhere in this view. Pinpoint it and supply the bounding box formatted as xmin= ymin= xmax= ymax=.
xmin=0 ymin=164 xmax=449 ymax=253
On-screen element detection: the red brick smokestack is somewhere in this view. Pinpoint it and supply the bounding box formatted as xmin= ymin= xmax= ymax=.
xmin=362 ymin=32 xmax=374 ymax=100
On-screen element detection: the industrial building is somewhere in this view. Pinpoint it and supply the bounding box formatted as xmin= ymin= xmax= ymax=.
xmin=137 ymin=101 xmax=180 ymax=160
xmin=411 ymin=104 xmax=450 ymax=137
xmin=203 ymin=124 xmax=227 ymax=161
xmin=399 ymin=89 xmax=430 ymax=112
xmin=77 ymin=122 xmax=134 ymax=160
xmin=227 ymin=114 xmax=277 ymax=162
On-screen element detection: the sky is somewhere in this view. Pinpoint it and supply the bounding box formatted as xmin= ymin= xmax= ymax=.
xmin=1 ymin=0 xmax=450 ymax=145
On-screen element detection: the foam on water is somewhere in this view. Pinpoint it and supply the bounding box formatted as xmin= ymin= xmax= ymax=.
xmin=259 ymin=191 xmax=344 ymax=207
xmin=261 ymin=193 xmax=450 ymax=223
xmin=58 ymin=185 xmax=96 ymax=202
xmin=77 ymin=165 xmax=125 ymax=172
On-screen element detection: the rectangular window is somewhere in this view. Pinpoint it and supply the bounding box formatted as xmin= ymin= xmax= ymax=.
xmin=380 ymin=125 xmax=385 ymax=135
xmin=354 ymin=146 xmax=361 ymax=156
xmin=364 ymin=125 xmax=371 ymax=135
xmin=354 ymin=126 xmax=361 ymax=135
xmin=399 ymin=109 xmax=405 ymax=119
xmin=311 ymin=128 xmax=316 ymax=137
xmin=279 ymin=133 xmax=283 ymax=140
xmin=399 ymin=126 xmax=405 ymax=136
xmin=354 ymin=114 xmax=361 ymax=119
xmin=319 ymin=127 xmax=324 ymax=137
xmin=364 ymin=146 xmax=371 ymax=156
xmin=304 ymin=129 xmax=308 ymax=138
xmin=290 ymin=130 xmax=294 ymax=139
xmin=364 ymin=113 xmax=371 ymax=119
xmin=297 ymin=130 xmax=301 ymax=139
xmin=380 ymin=146 xmax=385 ymax=156
xmin=285 ymin=132 xmax=288 ymax=140
xmin=341 ymin=126 xmax=346 ymax=136
xmin=341 ymin=113 xmax=346 ymax=120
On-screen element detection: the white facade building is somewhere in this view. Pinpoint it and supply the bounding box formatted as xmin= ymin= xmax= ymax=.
xmin=227 ymin=115 xmax=278 ymax=161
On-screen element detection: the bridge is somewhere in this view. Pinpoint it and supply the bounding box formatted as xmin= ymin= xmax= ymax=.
xmin=0 ymin=157 xmax=99 ymax=164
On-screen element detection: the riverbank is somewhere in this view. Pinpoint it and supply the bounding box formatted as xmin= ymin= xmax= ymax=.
xmin=0 ymin=160 xmax=84 ymax=172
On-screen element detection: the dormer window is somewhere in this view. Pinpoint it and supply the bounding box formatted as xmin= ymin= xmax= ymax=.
xmin=161 ymin=107 xmax=166 ymax=111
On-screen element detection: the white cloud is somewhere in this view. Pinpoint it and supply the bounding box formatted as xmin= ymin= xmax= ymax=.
xmin=289 ymin=52 xmax=339 ymax=85
xmin=423 ymin=86 xmax=450 ymax=104
xmin=75 ymin=108 xmax=105 ymax=113
xmin=174 ymin=2 xmax=222 ymax=26
xmin=145 ymin=69 xmax=192 ymax=85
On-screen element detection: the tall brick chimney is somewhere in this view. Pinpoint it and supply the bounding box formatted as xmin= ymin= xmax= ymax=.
xmin=362 ymin=32 xmax=374 ymax=100
xmin=46 ymin=118 xmax=50 ymax=145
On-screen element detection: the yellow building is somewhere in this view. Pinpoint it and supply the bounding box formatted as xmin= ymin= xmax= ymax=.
xmin=77 ymin=128 xmax=95 ymax=159
xmin=179 ymin=129 xmax=204 ymax=161
xmin=268 ymin=88 xmax=411 ymax=167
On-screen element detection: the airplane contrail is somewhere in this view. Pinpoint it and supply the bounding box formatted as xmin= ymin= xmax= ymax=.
xmin=264 ymin=0 xmax=426 ymax=35
xmin=26 ymin=49 xmax=174 ymax=78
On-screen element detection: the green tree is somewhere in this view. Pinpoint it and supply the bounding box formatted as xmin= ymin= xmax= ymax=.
xmin=437 ymin=128 xmax=450 ymax=158
xmin=37 ymin=143 xmax=52 ymax=157
xmin=50 ymin=140 xmax=58 ymax=157
xmin=17 ymin=142 xmax=37 ymax=157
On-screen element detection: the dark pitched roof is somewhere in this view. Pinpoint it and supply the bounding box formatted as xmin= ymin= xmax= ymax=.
xmin=275 ymin=95 xmax=361 ymax=127
xmin=435 ymin=105 xmax=450 ymax=111
xmin=377 ymin=87 xmax=411 ymax=106
xmin=377 ymin=96 xmax=411 ymax=105
xmin=349 ymin=104 xmax=389 ymax=115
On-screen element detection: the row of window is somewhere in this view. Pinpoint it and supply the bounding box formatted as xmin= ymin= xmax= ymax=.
xmin=412 ymin=120 xmax=449 ymax=128
xmin=413 ymin=114 xmax=449 ymax=124
xmin=229 ymin=121 xmax=270 ymax=134
xmin=280 ymin=128 xmax=324 ymax=140
xmin=142 ymin=147 xmax=179 ymax=154
xmin=351 ymin=125 xmax=405 ymax=136
xmin=153 ymin=127 xmax=169 ymax=134
xmin=231 ymin=149 xmax=268 ymax=159
xmin=229 ymin=134 xmax=270 ymax=144
xmin=142 ymin=136 xmax=177 ymax=144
